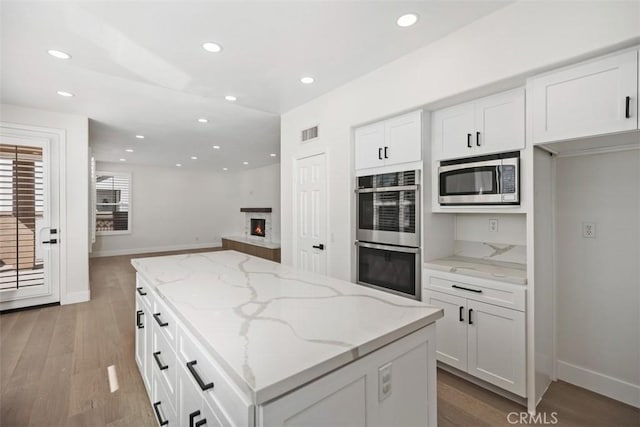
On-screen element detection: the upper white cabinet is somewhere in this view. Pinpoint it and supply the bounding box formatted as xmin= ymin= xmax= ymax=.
xmin=354 ymin=110 xmax=422 ymax=170
xmin=530 ymin=50 xmax=639 ymax=144
xmin=432 ymin=88 xmax=525 ymax=161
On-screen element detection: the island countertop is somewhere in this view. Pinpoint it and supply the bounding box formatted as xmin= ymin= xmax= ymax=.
xmin=131 ymin=250 xmax=443 ymax=405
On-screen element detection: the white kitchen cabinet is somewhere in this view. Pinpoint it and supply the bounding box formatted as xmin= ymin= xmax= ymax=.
xmin=135 ymin=298 xmax=151 ymax=395
xmin=423 ymin=271 xmax=526 ymax=397
xmin=354 ymin=110 xmax=422 ymax=170
xmin=467 ymin=299 xmax=526 ymax=396
xmin=530 ymin=49 xmax=638 ymax=144
xmin=432 ymin=88 xmax=525 ymax=161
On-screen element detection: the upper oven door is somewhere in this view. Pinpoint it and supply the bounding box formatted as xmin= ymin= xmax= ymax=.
xmin=357 ymin=184 xmax=420 ymax=247
xmin=439 ymin=159 xmax=504 ymax=205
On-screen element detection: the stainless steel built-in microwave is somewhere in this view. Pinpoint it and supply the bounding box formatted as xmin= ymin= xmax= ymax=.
xmin=438 ymin=152 xmax=520 ymax=206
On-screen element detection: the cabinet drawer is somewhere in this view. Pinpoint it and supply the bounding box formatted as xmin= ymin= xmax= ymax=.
xmin=178 ymin=324 xmax=253 ymax=427
xmin=136 ymin=276 xmax=154 ymax=310
xmin=152 ymin=323 xmax=177 ymax=407
xmin=425 ymin=274 xmax=525 ymax=311
xmin=153 ymin=374 xmax=177 ymax=427
xmin=153 ymin=296 xmax=177 ymax=346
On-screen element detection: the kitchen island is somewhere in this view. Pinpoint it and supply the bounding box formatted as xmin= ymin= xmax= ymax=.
xmin=133 ymin=250 xmax=443 ymax=426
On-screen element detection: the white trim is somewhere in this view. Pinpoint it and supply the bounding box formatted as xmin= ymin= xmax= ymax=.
xmin=90 ymin=241 xmax=222 ymax=258
xmin=61 ymin=290 xmax=90 ymax=305
xmin=556 ymin=360 xmax=640 ymax=408
xmin=554 ymin=142 xmax=640 ymax=158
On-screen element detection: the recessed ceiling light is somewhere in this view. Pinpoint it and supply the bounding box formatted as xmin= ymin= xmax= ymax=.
xmin=125 ymin=149 xmax=134 ymax=153
xmin=270 ymin=153 xmax=277 ymax=157
xmin=202 ymin=42 xmax=222 ymax=53
xmin=223 ymin=167 xmax=228 ymax=171
xmin=56 ymin=91 xmax=74 ymax=97
xmin=197 ymin=118 xmax=208 ymax=123
xmin=397 ymin=13 xmax=419 ymax=27
xmin=135 ymin=135 xmax=145 ymax=139
xmin=176 ymin=163 xmax=182 ymax=167
xmin=191 ymin=156 xmax=198 ymax=160
xmin=225 ymin=95 xmax=237 ymax=102
xmin=48 ymin=49 xmax=71 ymax=59
xmin=300 ymin=76 xmax=314 ymax=84
xmin=242 ymin=161 xmax=249 ymax=165
xmin=119 ymin=158 xmax=126 ymax=162
xmin=212 ymin=145 xmax=220 ymax=150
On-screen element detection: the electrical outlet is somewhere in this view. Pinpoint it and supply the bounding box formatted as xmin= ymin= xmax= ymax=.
xmin=582 ymin=222 xmax=596 ymax=238
xmin=378 ymin=362 xmax=392 ymax=402
xmin=489 ymin=219 xmax=499 ymax=233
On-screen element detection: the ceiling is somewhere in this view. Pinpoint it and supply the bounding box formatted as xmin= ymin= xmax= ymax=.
xmin=0 ymin=1 xmax=512 ymax=171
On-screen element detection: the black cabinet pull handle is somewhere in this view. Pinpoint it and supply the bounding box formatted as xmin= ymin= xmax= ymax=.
xmin=195 ymin=420 xmax=207 ymax=427
xmin=136 ymin=287 xmax=147 ymax=296
xmin=378 ymin=147 xmax=382 ymax=160
xmin=312 ymin=243 xmax=325 ymax=250
xmin=625 ymin=96 xmax=631 ymax=119
xmin=476 ymin=131 xmax=481 ymax=146
xmin=189 ymin=410 xmax=201 ymax=427
xmin=384 ymin=146 xmax=388 ymax=159
xmin=153 ymin=313 xmax=168 ymax=327
xmin=452 ymin=284 xmax=482 ymax=293
xmin=153 ymin=351 xmax=168 ymax=371
xmin=153 ymin=402 xmax=169 ymax=426
xmin=459 ymin=306 xmax=464 ymax=322
xmin=136 ymin=310 xmax=144 ymax=329
xmin=187 ymin=360 xmax=214 ymax=391
xmin=468 ymin=308 xmax=474 ymax=325
xmin=467 ymin=133 xmax=472 ymax=148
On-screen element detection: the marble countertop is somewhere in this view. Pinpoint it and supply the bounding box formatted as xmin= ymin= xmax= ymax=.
xmin=424 ymin=255 xmax=527 ymax=285
xmin=132 ymin=250 xmax=443 ymax=405
xmin=222 ymin=235 xmax=281 ymax=249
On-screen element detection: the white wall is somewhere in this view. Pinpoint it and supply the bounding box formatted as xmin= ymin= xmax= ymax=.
xmin=280 ymin=1 xmax=640 ymax=280
xmin=1 ymin=104 xmax=90 ymax=304
xmin=455 ymin=214 xmax=527 ymax=246
xmin=555 ymin=149 xmax=640 ymax=407
xmin=92 ymin=162 xmax=280 ymax=256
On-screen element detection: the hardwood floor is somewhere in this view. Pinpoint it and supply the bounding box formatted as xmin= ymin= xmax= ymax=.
xmin=1 ymin=249 xmax=639 ymax=426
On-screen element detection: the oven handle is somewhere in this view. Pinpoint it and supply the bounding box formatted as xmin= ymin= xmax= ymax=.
xmin=355 ymin=184 xmax=419 ymax=194
xmin=355 ymin=241 xmax=420 ymax=253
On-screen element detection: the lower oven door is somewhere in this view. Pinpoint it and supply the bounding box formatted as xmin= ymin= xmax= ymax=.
xmin=356 ymin=241 xmax=421 ymax=300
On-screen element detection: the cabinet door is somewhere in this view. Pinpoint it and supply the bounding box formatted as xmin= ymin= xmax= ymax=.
xmin=177 ymin=363 xmax=211 ymax=427
xmin=531 ymin=50 xmax=638 ymax=143
xmin=354 ymin=122 xmax=385 ymax=170
xmin=432 ymin=102 xmax=475 ymax=161
xmin=424 ymin=290 xmax=468 ymax=371
xmin=474 ymin=88 xmax=525 ymax=155
xmin=135 ymin=300 xmax=150 ymax=394
xmin=466 ymin=300 xmax=526 ymax=397
xmin=384 ymin=110 xmax=422 ymax=166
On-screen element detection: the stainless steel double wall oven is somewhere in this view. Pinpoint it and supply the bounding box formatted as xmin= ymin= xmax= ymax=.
xmin=355 ymin=169 xmax=421 ymax=300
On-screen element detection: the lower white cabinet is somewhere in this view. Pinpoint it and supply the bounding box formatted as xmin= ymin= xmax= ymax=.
xmin=135 ymin=294 xmax=152 ymax=396
xmin=423 ymin=271 xmax=526 ymax=397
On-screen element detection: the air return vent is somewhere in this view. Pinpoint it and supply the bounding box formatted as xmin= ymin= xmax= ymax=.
xmin=301 ymin=125 xmax=319 ymax=142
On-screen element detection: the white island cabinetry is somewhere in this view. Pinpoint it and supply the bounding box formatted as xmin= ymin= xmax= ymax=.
xmin=133 ymin=251 xmax=443 ymax=427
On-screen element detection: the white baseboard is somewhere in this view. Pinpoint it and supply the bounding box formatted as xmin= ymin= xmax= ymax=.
xmin=89 ymin=241 xmax=222 ymax=258
xmin=61 ymin=290 xmax=90 ymax=305
xmin=556 ymin=360 xmax=640 ymax=408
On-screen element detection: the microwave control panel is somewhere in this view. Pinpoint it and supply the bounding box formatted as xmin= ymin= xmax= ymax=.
xmin=501 ymin=165 xmax=516 ymax=194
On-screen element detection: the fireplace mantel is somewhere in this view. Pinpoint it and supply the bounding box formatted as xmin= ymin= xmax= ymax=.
xmin=240 ymin=208 xmax=272 ymax=213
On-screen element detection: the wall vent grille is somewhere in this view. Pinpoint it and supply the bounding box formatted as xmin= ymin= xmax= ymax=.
xmin=301 ymin=126 xmax=319 ymax=142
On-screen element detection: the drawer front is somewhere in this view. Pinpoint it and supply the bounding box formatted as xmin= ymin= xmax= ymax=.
xmin=178 ymin=325 xmax=253 ymax=427
xmin=153 ymin=374 xmax=177 ymax=427
xmin=152 ymin=324 xmax=177 ymax=407
xmin=425 ymin=273 xmax=525 ymax=311
xmin=136 ymin=276 xmax=154 ymax=310
xmin=153 ymin=296 xmax=177 ymax=346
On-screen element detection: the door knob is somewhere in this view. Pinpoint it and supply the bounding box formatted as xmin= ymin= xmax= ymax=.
xmin=312 ymin=244 xmax=325 ymax=250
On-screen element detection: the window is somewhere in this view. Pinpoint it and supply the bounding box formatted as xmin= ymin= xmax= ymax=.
xmin=95 ymin=172 xmax=131 ymax=235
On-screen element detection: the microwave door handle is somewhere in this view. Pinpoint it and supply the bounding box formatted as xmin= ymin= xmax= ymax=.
xmin=496 ymin=166 xmax=502 ymax=197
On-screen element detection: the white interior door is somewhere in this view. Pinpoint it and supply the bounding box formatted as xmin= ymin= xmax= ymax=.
xmin=0 ymin=132 xmax=60 ymax=310
xmin=295 ymin=153 xmax=327 ymax=275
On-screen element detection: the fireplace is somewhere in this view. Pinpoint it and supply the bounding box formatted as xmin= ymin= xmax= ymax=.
xmin=251 ymin=218 xmax=266 ymax=237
